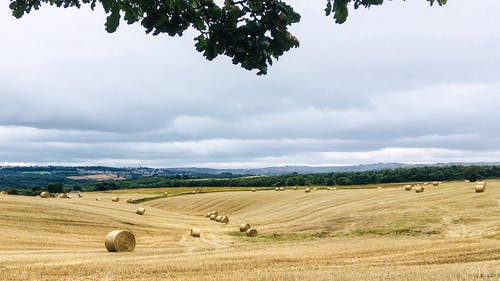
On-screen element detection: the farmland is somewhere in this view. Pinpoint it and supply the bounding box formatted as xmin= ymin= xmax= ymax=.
xmin=0 ymin=181 xmax=499 ymax=280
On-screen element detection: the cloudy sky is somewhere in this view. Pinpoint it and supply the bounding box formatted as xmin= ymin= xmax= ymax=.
xmin=1 ymin=1 xmax=499 ymax=168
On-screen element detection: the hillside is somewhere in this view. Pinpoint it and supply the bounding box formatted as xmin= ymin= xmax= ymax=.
xmin=0 ymin=181 xmax=499 ymax=280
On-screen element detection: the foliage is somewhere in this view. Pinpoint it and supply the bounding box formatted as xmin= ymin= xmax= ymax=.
xmin=47 ymin=182 xmax=64 ymax=193
xmin=8 ymin=0 xmax=446 ymax=75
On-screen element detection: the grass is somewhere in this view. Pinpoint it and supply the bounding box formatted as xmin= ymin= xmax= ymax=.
xmin=0 ymin=180 xmax=499 ymax=280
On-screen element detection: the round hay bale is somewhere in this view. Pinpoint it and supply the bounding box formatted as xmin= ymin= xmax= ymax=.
xmin=403 ymin=185 xmax=412 ymax=191
xmin=105 ymin=230 xmax=136 ymax=252
xmin=206 ymin=212 xmax=212 ymax=217
xmin=251 ymin=188 xmax=256 ymax=192
xmin=246 ymin=228 xmax=258 ymax=237
xmin=275 ymin=187 xmax=279 ymax=191
xmin=313 ymin=187 xmax=318 ymax=190
xmin=126 ymin=198 xmax=133 ymax=203
xmin=414 ymin=186 xmax=424 ymax=193
xmin=191 ymin=228 xmax=201 ymax=238
xmin=432 ymin=182 xmax=439 ymax=186
xmin=40 ymin=191 xmax=50 ymax=198
xmin=377 ymin=186 xmax=382 ymax=190
xmin=96 ymin=198 xmax=100 ymax=201
xmin=333 ymin=187 xmax=337 ymax=190
xmin=210 ymin=214 xmax=217 ymax=221
xmin=293 ymin=186 xmax=297 ymax=190
xmin=77 ymin=193 xmax=83 ymax=197
xmin=475 ymin=185 xmax=486 ymax=193
xmin=279 ymin=187 xmax=285 ymax=191
xmin=239 ymin=223 xmax=251 ymax=232
xmin=0 ymin=191 xmax=8 ymax=195
xmin=215 ymin=215 xmax=223 ymax=222
xmin=58 ymin=193 xmax=70 ymax=199
xmin=211 ymin=211 xmax=218 ymax=217
xmin=475 ymin=182 xmax=486 ymax=193
xmin=136 ymin=207 xmax=146 ymax=215
xmin=305 ymin=188 xmax=311 ymax=193
xmin=192 ymin=190 xmax=197 ymax=194
xmin=164 ymin=192 xmax=168 ymax=196
xmin=220 ymin=216 xmax=229 ymax=224
xmin=112 ymin=197 xmax=119 ymax=202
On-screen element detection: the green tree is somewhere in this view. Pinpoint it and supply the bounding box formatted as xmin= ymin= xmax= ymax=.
xmin=8 ymin=0 xmax=446 ymax=75
xmin=47 ymin=182 xmax=64 ymax=193
xmin=463 ymin=166 xmax=483 ymax=182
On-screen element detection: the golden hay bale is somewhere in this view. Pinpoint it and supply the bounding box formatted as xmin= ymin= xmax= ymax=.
xmin=0 ymin=191 xmax=8 ymax=195
xmin=403 ymin=185 xmax=412 ymax=191
xmin=58 ymin=193 xmax=71 ymax=199
xmin=305 ymin=188 xmax=311 ymax=193
xmin=414 ymin=186 xmax=424 ymax=193
xmin=423 ymin=182 xmax=428 ymax=185
xmin=210 ymin=214 xmax=217 ymax=220
xmin=275 ymin=187 xmax=279 ymax=191
xmin=432 ymin=182 xmax=439 ymax=186
xmin=220 ymin=216 xmax=229 ymax=224
xmin=251 ymin=188 xmax=256 ymax=192
xmin=313 ymin=187 xmax=318 ymax=190
xmin=333 ymin=187 xmax=337 ymax=190
xmin=112 ymin=197 xmax=119 ymax=202
xmin=192 ymin=190 xmax=197 ymax=194
xmin=96 ymin=198 xmax=100 ymax=201
xmin=475 ymin=182 xmax=486 ymax=193
xmin=206 ymin=212 xmax=212 ymax=217
xmin=377 ymin=186 xmax=382 ymax=190
xmin=280 ymin=187 xmax=285 ymax=191
xmin=191 ymin=228 xmax=201 ymax=238
xmin=240 ymin=223 xmax=251 ymax=232
xmin=246 ymin=228 xmax=258 ymax=237
xmin=211 ymin=211 xmax=218 ymax=217
xmin=126 ymin=198 xmax=133 ymax=203
xmin=164 ymin=192 xmax=168 ymax=196
xmin=77 ymin=193 xmax=83 ymax=197
xmin=293 ymin=186 xmax=297 ymax=190
xmin=215 ymin=216 xmax=223 ymax=222
xmin=40 ymin=191 xmax=50 ymax=198
xmin=105 ymin=230 xmax=136 ymax=252
xmin=136 ymin=207 xmax=146 ymax=215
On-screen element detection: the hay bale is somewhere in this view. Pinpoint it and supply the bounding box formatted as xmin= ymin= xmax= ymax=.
xmin=432 ymin=182 xmax=439 ymax=186
xmin=293 ymin=186 xmax=297 ymax=190
xmin=112 ymin=197 xmax=119 ymax=202
xmin=305 ymin=188 xmax=311 ymax=193
xmin=313 ymin=187 xmax=318 ymax=190
xmin=191 ymin=228 xmax=201 ymax=238
xmin=403 ymin=185 xmax=412 ymax=191
xmin=210 ymin=214 xmax=217 ymax=220
xmin=211 ymin=211 xmax=219 ymax=217
xmin=251 ymin=188 xmax=256 ymax=192
xmin=246 ymin=228 xmax=258 ymax=237
xmin=220 ymin=216 xmax=229 ymax=224
xmin=164 ymin=192 xmax=168 ymax=196
xmin=136 ymin=207 xmax=146 ymax=215
xmin=414 ymin=186 xmax=424 ymax=193
xmin=239 ymin=223 xmax=251 ymax=232
xmin=377 ymin=186 xmax=382 ymax=190
xmin=192 ymin=190 xmax=197 ymax=194
xmin=105 ymin=230 xmax=136 ymax=252
xmin=0 ymin=191 xmax=7 ymax=195
xmin=126 ymin=198 xmax=133 ymax=203
xmin=475 ymin=182 xmax=486 ymax=193
xmin=206 ymin=212 xmax=212 ymax=217
xmin=40 ymin=191 xmax=50 ymax=198
xmin=77 ymin=193 xmax=83 ymax=197
xmin=96 ymin=198 xmax=100 ymax=201
xmin=279 ymin=187 xmax=285 ymax=191
xmin=275 ymin=187 xmax=279 ymax=191
xmin=215 ymin=215 xmax=223 ymax=222
xmin=58 ymin=193 xmax=71 ymax=199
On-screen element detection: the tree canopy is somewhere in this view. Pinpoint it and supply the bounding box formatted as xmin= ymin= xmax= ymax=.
xmin=9 ymin=0 xmax=447 ymax=75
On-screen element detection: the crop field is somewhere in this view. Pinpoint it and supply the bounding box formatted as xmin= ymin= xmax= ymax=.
xmin=0 ymin=181 xmax=499 ymax=280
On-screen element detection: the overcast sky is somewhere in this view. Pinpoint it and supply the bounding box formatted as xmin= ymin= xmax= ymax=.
xmin=1 ymin=1 xmax=499 ymax=168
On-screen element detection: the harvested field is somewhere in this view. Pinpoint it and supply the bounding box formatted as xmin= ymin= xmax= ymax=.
xmin=0 ymin=181 xmax=499 ymax=280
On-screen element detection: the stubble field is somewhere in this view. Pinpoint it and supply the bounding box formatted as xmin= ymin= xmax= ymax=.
xmin=0 ymin=181 xmax=499 ymax=280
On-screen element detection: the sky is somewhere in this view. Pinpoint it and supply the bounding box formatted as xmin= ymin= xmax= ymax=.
xmin=1 ymin=1 xmax=500 ymax=168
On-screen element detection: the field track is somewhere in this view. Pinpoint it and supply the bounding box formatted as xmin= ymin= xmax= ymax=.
xmin=0 ymin=181 xmax=499 ymax=280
